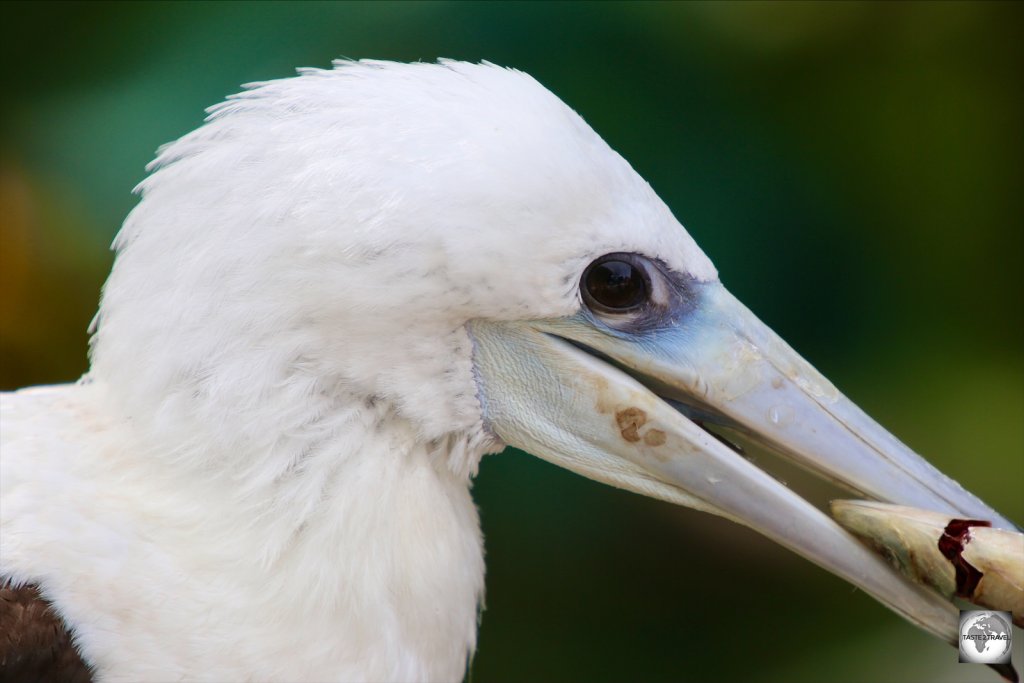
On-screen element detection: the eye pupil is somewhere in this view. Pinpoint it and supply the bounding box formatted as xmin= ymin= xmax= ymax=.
xmin=584 ymin=259 xmax=647 ymax=310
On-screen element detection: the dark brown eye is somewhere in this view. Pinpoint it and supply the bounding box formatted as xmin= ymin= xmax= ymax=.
xmin=582 ymin=255 xmax=649 ymax=311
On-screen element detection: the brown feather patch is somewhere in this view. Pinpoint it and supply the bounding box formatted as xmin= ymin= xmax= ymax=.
xmin=0 ymin=580 xmax=94 ymax=683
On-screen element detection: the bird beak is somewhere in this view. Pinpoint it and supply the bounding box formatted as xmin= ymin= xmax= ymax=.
xmin=469 ymin=280 xmax=1017 ymax=646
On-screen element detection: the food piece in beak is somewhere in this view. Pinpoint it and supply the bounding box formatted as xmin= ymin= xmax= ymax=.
xmin=833 ymin=500 xmax=1024 ymax=627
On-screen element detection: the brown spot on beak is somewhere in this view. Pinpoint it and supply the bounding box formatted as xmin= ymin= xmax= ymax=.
xmin=615 ymin=407 xmax=647 ymax=443
xmin=643 ymin=429 xmax=666 ymax=447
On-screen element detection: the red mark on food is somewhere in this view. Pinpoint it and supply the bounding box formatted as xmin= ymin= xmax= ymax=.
xmin=936 ymin=518 xmax=991 ymax=599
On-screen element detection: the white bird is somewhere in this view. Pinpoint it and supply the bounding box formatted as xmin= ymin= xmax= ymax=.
xmin=0 ymin=59 xmax=1017 ymax=683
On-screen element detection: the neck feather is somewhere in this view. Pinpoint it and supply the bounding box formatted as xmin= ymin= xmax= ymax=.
xmin=70 ymin=382 xmax=488 ymax=681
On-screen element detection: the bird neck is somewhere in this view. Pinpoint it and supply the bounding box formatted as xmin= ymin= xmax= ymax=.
xmin=85 ymin=380 xmax=488 ymax=680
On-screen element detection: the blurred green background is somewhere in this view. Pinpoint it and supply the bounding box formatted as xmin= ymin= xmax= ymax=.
xmin=1 ymin=2 xmax=1021 ymax=681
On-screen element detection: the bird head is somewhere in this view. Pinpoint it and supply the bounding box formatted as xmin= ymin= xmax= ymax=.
xmin=89 ymin=60 xmax=1013 ymax=647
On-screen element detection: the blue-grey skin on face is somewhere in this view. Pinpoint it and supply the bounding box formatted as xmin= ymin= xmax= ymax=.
xmin=469 ymin=251 xmax=1018 ymax=662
